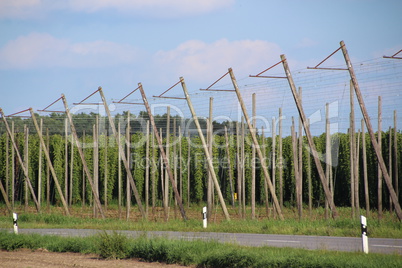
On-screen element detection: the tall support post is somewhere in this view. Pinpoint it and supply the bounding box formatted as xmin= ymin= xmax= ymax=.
xmin=164 ymin=107 xmax=170 ymax=220
xmin=340 ymin=41 xmax=402 ymax=220
xmin=61 ymin=95 xmax=105 ymax=218
xmin=177 ymin=126 xmax=183 ymax=203
xmin=11 ymin=121 xmax=15 ymax=209
xmin=138 ymin=83 xmax=187 ymax=221
xmin=388 ymin=127 xmax=393 ymax=212
xmin=236 ymin=122 xmax=242 ymax=216
xmin=118 ymin=122 xmax=122 ymax=218
xmin=187 ymin=130 xmax=191 ymax=207
xmin=98 ymin=88 xmax=146 ymax=219
xmin=24 ymin=125 xmax=29 ymax=212
xmin=251 ymin=93 xmax=256 ymax=219
xmin=229 ymin=68 xmax=284 ymax=220
xmin=30 ymin=109 xmax=70 ymax=215
xmin=64 ymin=118 xmax=69 ymax=206
xmin=126 ymin=113 xmax=131 ymax=220
xmin=69 ymin=125 xmax=74 ymax=207
xmin=307 ymin=119 xmax=312 ymax=215
xmin=38 ymin=118 xmax=43 ymax=208
xmin=224 ymin=126 xmax=235 ymax=208
xmin=151 ymin=127 xmax=156 ymax=212
xmin=103 ymin=130 xmax=108 ymax=211
xmin=207 ymin=97 xmax=214 ymax=220
xmin=145 ymin=120 xmax=150 ymax=218
xmin=261 ymin=127 xmax=270 ymax=216
xmin=279 ymin=108 xmax=283 ymax=209
xmin=5 ymin=126 xmax=9 ymax=202
xmin=180 ymin=77 xmax=230 ymax=220
xmin=93 ymin=117 xmax=99 ymax=218
xmin=241 ymin=117 xmax=246 ymax=217
xmin=362 ymin=119 xmax=369 ymax=216
xmin=291 ymin=118 xmax=300 ymax=219
xmin=173 ymin=118 xmax=177 ymax=218
xmin=393 ymin=111 xmax=398 ymax=206
xmin=178 ymin=126 xmax=183 ymax=203
xmin=325 ymin=103 xmax=331 ymax=219
xmin=280 ymin=55 xmax=338 ymax=219
xmin=378 ymin=96 xmax=383 ymax=218
xmin=271 ymin=118 xmax=276 ymax=217
xmin=298 ymin=88 xmax=303 ymax=219
xmin=46 ymin=128 xmax=50 ymax=209
xmin=0 ymin=109 xmax=40 ymax=212
xmin=350 ymin=80 xmax=356 ymax=218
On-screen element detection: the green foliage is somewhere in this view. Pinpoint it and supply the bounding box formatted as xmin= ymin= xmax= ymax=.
xmin=0 ymin=230 xmax=400 ymax=267
xmin=1 ymin=112 xmax=402 ymax=212
xmin=97 ymin=231 xmax=129 ymax=259
xmin=191 ymin=136 xmax=204 ymax=203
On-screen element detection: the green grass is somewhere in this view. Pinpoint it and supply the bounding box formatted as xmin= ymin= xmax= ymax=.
xmin=0 ymin=205 xmax=400 ymax=238
xmin=0 ymin=231 xmax=400 ymax=267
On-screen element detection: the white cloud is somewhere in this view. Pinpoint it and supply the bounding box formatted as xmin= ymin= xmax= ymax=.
xmin=0 ymin=0 xmax=234 ymax=19
xmin=0 ymin=32 xmax=141 ymax=69
xmin=68 ymin=0 xmax=234 ymax=16
xmin=153 ymin=39 xmax=282 ymax=83
xmin=0 ymin=0 xmax=43 ymax=19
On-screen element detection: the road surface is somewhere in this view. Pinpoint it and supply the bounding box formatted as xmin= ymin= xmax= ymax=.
xmin=8 ymin=228 xmax=402 ymax=255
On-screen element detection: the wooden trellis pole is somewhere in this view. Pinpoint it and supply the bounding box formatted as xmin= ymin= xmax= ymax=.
xmin=280 ymin=55 xmax=338 ymax=219
xmin=224 ymin=126 xmax=235 ymax=208
xmin=340 ymin=41 xmax=402 ymax=220
xmin=229 ymin=68 xmax=284 ymax=220
xmin=145 ymin=120 xmax=150 ymax=218
xmin=279 ymin=108 xmax=283 ymax=209
xmin=98 ymin=88 xmax=146 ymax=219
xmin=138 ymin=83 xmax=187 ymax=221
xmin=378 ymin=96 xmax=383 ymax=218
xmin=0 ymin=108 xmax=40 ymax=213
xmin=61 ymin=95 xmax=105 ymax=218
xmin=207 ymin=97 xmax=213 ymax=220
xmin=362 ymin=119 xmax=369 ymax=216
xmin=393 ymin=110 xmax=398 ymax=209
xmin=180 ymin=77 xmax=230 ymax=221
xmin=118 ymin=122 xmax=122 ymax=218
xmin=30 ymin=108 xmax=70 ymax=215
xmin=126 ymin=113 xmax=131 ymax=220
xmin=24 ymin=125 xmax=29 ymax=212
xmin=251 ymin=93 xmax=256 ymax=219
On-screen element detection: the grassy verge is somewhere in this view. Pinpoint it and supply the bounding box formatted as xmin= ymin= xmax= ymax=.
xmin=0 ymin=231 xmax=401 ymax=267
xmin=0 ymin=205 xmax=401 ymax=238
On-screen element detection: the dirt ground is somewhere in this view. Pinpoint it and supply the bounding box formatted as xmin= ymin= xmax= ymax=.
xmin=0 ymin=249 xmax=193 ymax=268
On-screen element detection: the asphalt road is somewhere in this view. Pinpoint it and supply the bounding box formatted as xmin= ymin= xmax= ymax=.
xmin=8 ymin=228 xmax=401 ymax=255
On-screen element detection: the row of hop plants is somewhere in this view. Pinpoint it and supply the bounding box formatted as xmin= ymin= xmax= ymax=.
xmin=0 ymin=127 xmax=401 ymax=210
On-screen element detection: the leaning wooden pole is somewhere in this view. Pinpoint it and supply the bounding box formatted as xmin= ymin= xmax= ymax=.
xmin=98 ymin=88 xmax=146 ymax=219
xmin=138 ymin=83 xmax=187 ymax=221
xmin=0 ymin=108 xmax=40 ymax=213
xmin=229 ymin=68 xmax=284 ymax=220
xmin=340 ymin=41 xmax=402 ymax=220
xmin=180 ymin=77 xmax=230 ymax=221
xmin=61 ymin=95 xmax=105 ymax=218
xmin=30 ymin=109 xmax=70 ymax=215
xmin=280 ymin=55 xmax=338 ymax=219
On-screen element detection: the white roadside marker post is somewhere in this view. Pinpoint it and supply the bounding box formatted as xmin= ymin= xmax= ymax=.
xmin=13 ymin=213 xmax=18 ymax=234
xmin=361 ymin=215 xmax=368 ymax=254
xmin=203 ymin=207 xmax=207 ymax=228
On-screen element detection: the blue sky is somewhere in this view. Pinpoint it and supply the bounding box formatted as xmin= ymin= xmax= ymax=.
xmin=0 ymin=0 xmax=401 ymax=135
